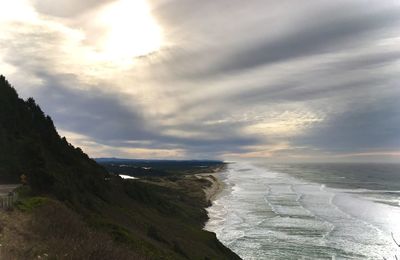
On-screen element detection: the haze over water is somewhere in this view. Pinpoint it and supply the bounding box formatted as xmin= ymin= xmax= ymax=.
xmin=206 ymin=162 xmax=400 ymax=259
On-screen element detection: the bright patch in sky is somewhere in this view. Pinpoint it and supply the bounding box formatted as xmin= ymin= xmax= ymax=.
xmin=94 ymin=0 xmax=163 ymax=64
xmin=0 ymin=0 xmax=37 ymax=22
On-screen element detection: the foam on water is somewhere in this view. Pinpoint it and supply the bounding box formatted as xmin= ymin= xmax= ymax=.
xmin=205 ymin=162 xmax=400 ymax=259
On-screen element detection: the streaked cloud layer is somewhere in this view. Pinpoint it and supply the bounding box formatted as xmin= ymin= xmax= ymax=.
xmin=1 ymin=0 xmax=399 ymax=161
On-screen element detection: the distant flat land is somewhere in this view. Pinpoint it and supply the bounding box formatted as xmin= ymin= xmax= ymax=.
xmin=96 ymin=158 xmax=226 ymax=178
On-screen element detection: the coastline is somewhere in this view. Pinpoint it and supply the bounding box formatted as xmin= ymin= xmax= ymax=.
xmin=205 ymin=173 xmax=225 ymax=202
xmin=198 ymin=164 xmax=242 ymax=259
xmin=196 ymin=164 xmax=226 ymax=203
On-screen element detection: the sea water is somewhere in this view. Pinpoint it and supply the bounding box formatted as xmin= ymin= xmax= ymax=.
xmin=205 ymin=162 xmax=400 ymax=259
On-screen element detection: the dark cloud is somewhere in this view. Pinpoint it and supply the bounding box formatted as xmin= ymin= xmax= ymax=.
xmin=198 ymin=6 xmax=400 ymax=76
xmin=31 ymin=73 xmax=155 ymax=141
xmin=25 ymin=72 xmax=260 ymax=157
xmin=296 ymin=94 xmax=400 ymax=152
xmin=328 ymin=50 xmax=400 ymax=71
xmin=227 ymin=77 xmax=392 ymax=105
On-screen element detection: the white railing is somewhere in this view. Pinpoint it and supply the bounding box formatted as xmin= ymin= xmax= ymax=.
xmin=0 ymin=192 xmax=18 ymax=209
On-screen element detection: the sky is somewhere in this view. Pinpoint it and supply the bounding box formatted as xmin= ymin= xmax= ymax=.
xmin=0 ymin=0 xmax=399 ymax=162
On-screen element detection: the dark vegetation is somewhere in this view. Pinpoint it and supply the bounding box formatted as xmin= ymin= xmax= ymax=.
xmin=0 ymin=75 xmax=240 ymax=259
xmin=0 ymin=75 xmax=108 ymax=202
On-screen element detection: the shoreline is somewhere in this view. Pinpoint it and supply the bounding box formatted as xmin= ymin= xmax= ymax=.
xmin=205 ymin=173 xmax=225 ymax=202
xmin=195 ymin=164 xmax=241 ymax=259
xmin=195 ymin=164 xmax=226 ymax=203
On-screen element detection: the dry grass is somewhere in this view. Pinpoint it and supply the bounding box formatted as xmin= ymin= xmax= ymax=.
xmin=0 ymin=200 xmax=144 ymax=259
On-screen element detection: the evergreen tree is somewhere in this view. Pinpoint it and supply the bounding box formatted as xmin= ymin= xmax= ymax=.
xmin=0 ymin=75 xmax=109 ymax=202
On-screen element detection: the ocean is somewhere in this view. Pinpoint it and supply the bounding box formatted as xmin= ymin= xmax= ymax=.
xmin=205 ymin=162 xmax=400 ymax=259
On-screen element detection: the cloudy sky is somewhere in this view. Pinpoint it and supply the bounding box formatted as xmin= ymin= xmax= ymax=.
xmin=1 ymin=0 xmax=399 ymax=162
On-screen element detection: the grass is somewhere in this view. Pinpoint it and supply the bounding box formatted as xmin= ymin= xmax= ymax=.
xmin=14 ymin=196 xmax=49 ymax=212
xmin=0 ymin=199 xmax=144 ymax=259
xmin=1 ymin=165 xmax=240 ymax=259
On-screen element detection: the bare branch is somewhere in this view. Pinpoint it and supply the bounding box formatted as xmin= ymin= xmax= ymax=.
xmin=392 ymin=233 xmax=400 ymax=247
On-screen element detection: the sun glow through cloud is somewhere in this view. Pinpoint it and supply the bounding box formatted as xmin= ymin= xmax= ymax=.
xmin=93 ymin=0 xmax=163 ymax=65
xmin=0 ymin=1 xmax=37 ymax=22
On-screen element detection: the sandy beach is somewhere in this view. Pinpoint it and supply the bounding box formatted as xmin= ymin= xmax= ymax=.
xmin=196 ymin=166 xmax=226 ymax=202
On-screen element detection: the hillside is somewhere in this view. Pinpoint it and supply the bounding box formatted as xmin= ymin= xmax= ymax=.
xmin=0 ymin=75 xmax=240 ymax=259
xmin=0 ymin=75 xmax=109 ymax=204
